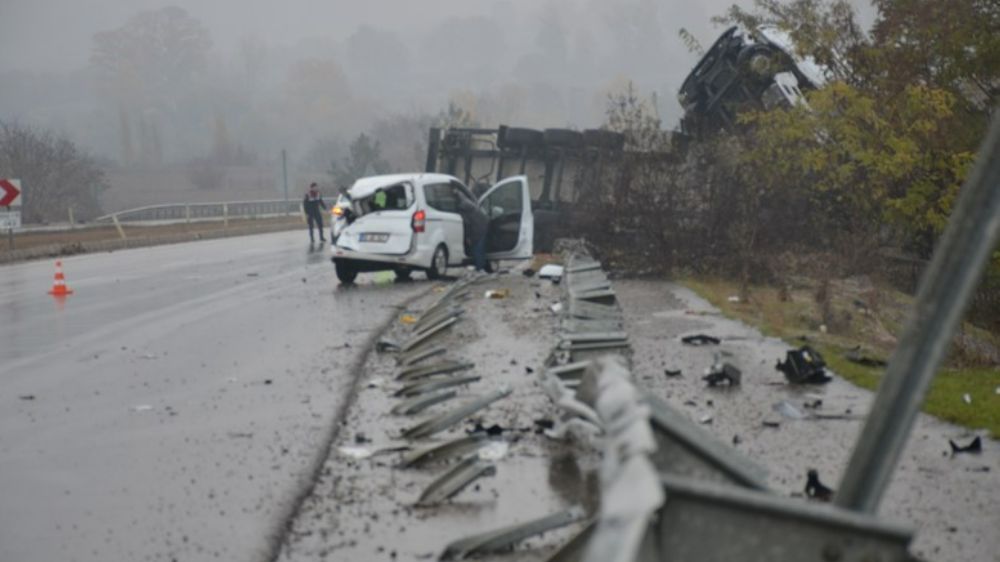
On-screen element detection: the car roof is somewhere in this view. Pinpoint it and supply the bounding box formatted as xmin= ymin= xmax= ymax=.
xmin=348 ymin=173 xmax=458 ymax=199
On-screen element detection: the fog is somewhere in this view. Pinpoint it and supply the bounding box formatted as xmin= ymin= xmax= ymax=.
xmin=0 ymin=0 xmax=873 ymax=210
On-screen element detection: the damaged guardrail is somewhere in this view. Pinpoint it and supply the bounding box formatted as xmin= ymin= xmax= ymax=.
xmin=536 ymin=248 xmax=916 ymax=561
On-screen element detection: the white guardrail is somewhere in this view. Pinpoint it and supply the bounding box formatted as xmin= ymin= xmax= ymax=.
xmin=94 ymin=199 xmax=300 ymax=224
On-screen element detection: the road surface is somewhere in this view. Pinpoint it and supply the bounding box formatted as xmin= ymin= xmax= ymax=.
xmin=0 ymin=231 xmax=427 ymax=562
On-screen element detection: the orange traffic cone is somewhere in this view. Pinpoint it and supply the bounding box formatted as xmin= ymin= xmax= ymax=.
xmin=48 ymin=260 xmax=74 ymax=296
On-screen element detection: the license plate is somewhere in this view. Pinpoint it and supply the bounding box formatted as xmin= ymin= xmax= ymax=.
xmin=359 ymin=233 xmax=389 ymax=243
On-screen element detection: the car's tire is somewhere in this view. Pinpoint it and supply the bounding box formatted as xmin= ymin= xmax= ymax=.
xmin=426 ymin=245 xmax=448 ymax=280
xmin=335 ymin=261 xmax=358 ymax=284
xmin=394 ymin=267 xmax=413 ymax=281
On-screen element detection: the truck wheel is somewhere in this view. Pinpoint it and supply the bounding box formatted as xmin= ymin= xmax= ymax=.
xmin=499 ymin=127 xmax=543 ymax=149
xmin=543 ymin=128 xmax=583 ymax=148
xmin=427 ymin=245 xmax=448 ymax=280
xmin=335 ymin=261 xmax=358 ymax=284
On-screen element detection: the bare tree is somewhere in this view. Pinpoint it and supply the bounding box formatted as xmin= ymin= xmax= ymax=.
xmin=0 ymin=121 xmax=108 ymax=223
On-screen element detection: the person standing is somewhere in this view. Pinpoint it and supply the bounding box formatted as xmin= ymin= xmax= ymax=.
xmin=303 ymin=182 xmax=327 ymax=243
xmin=455 ymin=187 xmax=489 ymax=271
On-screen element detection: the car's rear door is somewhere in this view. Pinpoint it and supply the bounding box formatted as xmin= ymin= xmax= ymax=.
xmin=478 ymin=175 xmax=533 ymax=260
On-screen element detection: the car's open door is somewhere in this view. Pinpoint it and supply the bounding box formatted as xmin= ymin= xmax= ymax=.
xmin=478 ymin=175 xmax=533 ymax=260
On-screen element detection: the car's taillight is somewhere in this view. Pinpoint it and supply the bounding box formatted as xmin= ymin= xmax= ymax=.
xmin=332 ymin=206 xmax=344 ymax=217
xmin=411 ymin=209 xmax=426 ymax=233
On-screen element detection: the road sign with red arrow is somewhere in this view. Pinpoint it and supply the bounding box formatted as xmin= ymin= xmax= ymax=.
xmin=0 ymin=178 xmax=21 ymax=207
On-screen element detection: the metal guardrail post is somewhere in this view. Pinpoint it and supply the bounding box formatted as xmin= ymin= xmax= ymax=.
xmin=184 ymin=205 xmax=191 ymax=224
xmin=223 ymin=203 xmax=228 ymax=228
xmin=111 ymin=213 xmax=127 ymax=240
xmin=835 ymin=114 xmax=1000 ymax=513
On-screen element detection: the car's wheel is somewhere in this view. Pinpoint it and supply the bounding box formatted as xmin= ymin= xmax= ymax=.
xmin=394 ymin=267 xmax=413 ymax=281
xmin=427 ymin=245 xmax=448 ymax=280
xmin=335 ymin=261 xmax=358 ymax=284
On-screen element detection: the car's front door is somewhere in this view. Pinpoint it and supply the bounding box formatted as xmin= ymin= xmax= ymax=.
xmin=478 ymin=176 xmax=533 ymax=260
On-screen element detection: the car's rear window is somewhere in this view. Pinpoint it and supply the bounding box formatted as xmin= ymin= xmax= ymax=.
xmin=354 ymin=183 xmax=412 ymax=215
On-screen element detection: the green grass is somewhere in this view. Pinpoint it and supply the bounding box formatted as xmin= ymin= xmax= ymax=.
xmin=684 ymin=277 xmax=1000 ymax=437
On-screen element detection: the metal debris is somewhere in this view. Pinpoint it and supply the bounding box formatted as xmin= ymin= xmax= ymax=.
xmin=395 ymin=375 xmax=482 ymax=398
xmin=401 ymin=316 xmax=459 ymax=352
xmin=416 ymin=455 xmax=496 ymax=506
xmin=399 ymin=434 xmax=490 ymax=468
xmin=401 ymin=386 xmax=512 ymax=439
xmin=375 ymin=338 xmax=401 ymax=353
xmin=397 ymin=345 xmax=447 ymax=366
xmin=391 ymin=389 xmax=459 ymax=416
xmin=440 ymin=505 xmax=586 ymax=560
xmin=396 ymin=360 xmax=475 ymax=381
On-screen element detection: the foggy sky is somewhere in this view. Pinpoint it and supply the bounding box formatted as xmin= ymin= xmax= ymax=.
xmin=0 ymin=0 xmax=748 ymax=74
xmin=0 ymin=0 xmax=876 ymax=169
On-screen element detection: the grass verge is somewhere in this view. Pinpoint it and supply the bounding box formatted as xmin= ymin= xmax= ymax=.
xmin=684 ymin=277 xmax=1000 ymax=438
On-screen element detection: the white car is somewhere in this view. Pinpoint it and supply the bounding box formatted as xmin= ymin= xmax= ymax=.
xmin=329 ymin=173 xmax=533 ymax=283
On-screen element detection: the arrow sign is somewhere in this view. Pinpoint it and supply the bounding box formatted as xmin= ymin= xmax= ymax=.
xmin=0 ymin=179 xmax=21 ymax=207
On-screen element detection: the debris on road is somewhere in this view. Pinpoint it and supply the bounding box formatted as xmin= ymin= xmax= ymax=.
xmin=397 ymin=345 xmax=447 ymax=366
xmin=703 ymin=362 xmax=741 ymax=387
xmin=484 ymin=289 xmax=510 ymax=299
xmin=439 ymin=505 xmax=585 ymax=560
xmin=338 ymin=446 xmax=374 ymax=460
xmin=949 ymin=436 xmax=982 ymax=455
xmin=391 ymin=389 xmax=458 ymax=416
xmin=681 ymin=334 xmax=721 ymax=346
xmin=416 ymin=455 xmax=497 ymax=506
xmin=522 ymin=268 xmax=535 ymax=277
xmin=773 ymin=400 xmax=807 ymax=420
xmin=396 ymin=360 xmax=474 ymax=381
xmin=664 ymin=368 xmax=682 ymax=378
xmin=401 ymin=386 xmax=512 ymax=439
xmin=400 ymin=314 xmax=418 ymax=324
xmin=395 ymin=375 xmax=482 ymax=398
xmin=18 ymin=395 xmax=35 ymax=401
xmin=130 ymin=404 xmax=153 ymax=412
xmin=376 ymin=338 xmax=401 ymax=353
xmin=776 ymin=345 xmax=831 ymax=384
xmin=466 ymin=422 xmax=505 ymax=437
xmin=804 ymin=469 xmax=834 ymax=502
xmin=538 ymin=264 xmax=564 ymax=280
xmin=399 ymin=435 xmax=490 ymax=468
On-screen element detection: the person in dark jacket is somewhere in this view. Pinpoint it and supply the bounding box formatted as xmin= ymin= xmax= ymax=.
xmin=303 ymin=183 xmax=327 ymax=243
xmin=455 ymin=187 xmax=489 ymax=271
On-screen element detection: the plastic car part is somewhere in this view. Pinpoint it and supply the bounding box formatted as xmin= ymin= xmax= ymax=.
xmin=440 ymin=505 xmax=587 ymax=560
xmin=401 ymin=386 xmax=512 ymax=440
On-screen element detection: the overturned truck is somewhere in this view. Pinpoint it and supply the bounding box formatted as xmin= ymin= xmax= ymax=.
xmin=424 ymin=126 xmax=627 ymax=251
xmin=678 ymin=25 xmax=829 ymax=136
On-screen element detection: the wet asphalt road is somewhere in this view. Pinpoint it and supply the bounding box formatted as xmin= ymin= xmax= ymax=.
xmin=0 ymin=231 xmax=428 ymax=562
